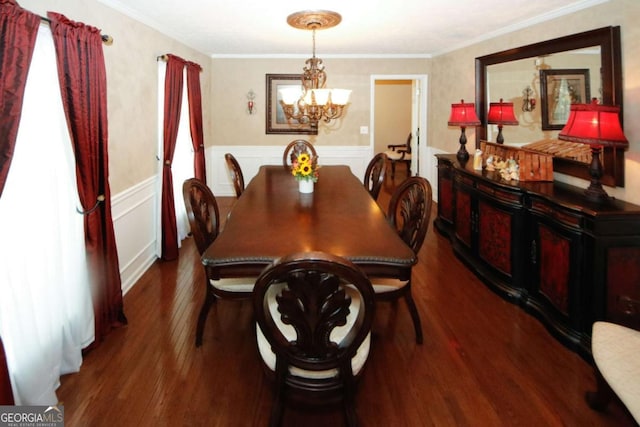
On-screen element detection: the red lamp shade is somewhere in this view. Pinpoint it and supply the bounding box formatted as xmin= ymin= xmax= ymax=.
xmin=558 ymin=100 xmax=627 ymax=204
xmin=448 ymin=100 xmax=481 ymax=126
xmin=558 ymin=100 xmax=628 ymax=148
xmin=487 ymin=98 xmax=519 ymax=125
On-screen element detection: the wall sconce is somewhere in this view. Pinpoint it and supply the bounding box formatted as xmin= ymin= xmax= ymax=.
xmin=522 ymin=86 xmax=536 ymax=112
xmin=246 ymin=90 xmax=256 ymax=115
xmin=558 ymin=99 xmax=628 ymax=203
xmin=487 ymin=98 xmax=519 ymax=144
xmin=448 ymin=99 xmax=481 ymax=162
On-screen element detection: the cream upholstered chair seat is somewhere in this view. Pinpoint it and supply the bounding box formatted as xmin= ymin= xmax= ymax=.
xmin=384 ymin=149 xmax=411 ymax=161
xmin=209 ymin=277 xmax=255 ymax=293
xmin=256 ymin=283 xmax=371 ymax=380
xmin=370 ymin=277 xmax=408 ymax=294
xmin=591 ymin=321 xmax=640 ymax=422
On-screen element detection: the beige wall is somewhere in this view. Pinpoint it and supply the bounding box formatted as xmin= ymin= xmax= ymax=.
xmin=20 ymin=0 xmax=212 ymax=194
xmin=210 ymin=58 xmax=428 ymax=148
xmin=17 ymin=0 xmax=640 ymax=204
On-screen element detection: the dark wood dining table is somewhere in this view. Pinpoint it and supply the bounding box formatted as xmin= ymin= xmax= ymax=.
xmin=201 ymin=165 xmax=416 ymax=280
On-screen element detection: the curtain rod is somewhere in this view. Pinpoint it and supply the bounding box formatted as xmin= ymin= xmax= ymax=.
xmin=156 ymin=54 xmax=203 ymax=72
xmin=40 ymin=15 xmax=113 ymax=45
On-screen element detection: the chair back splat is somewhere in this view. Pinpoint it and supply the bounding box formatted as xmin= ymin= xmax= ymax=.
xmin=224 ymin=153 xmax=245 ymax=198
xmin=253 ymin=251 xmax=375 ymax=427
xmin=283 ymin=139 xmax=317 ymax=168
xmin=182 ymin=178 xmax=220 ymax=255
xmin=364 ymin=153 xmax=387 ymax=200
xmin=387 ymin=176 xmax=433 ymax=253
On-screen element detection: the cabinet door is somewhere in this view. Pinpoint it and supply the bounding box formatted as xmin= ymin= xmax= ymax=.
xmin=477 ymin=200 xmax=512 ymax=277
xmin=454 ymin=186 xmax=472 ymax=249
xmin=530 ymin=219 xmax=583 ymax=324
xmin=438 ymin=167 xmax=454 ymax=225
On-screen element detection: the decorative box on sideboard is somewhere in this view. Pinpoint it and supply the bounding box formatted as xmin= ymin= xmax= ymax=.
xmin=434 ymin=154 xmax=640 ymax=359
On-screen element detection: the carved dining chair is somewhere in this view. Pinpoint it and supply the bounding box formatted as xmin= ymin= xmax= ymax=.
xmin=363 ymin=153 xmax=387 ymax=200
xmin=282 ymin=139 xmax=317 ymax=169
xmin=182 ymin=178 xmax=255 ymax=347
xmin=253 ymin=251 xmax=375 ymax=427
xmin=585 ymin=321 xmax=640 ymax=423
xmin=384 ymin=132 xmax=412 ymax=180
xmin=371 ymin=176 xmax=432 ymax=344
xmin=224 ymin=153 xmax=245 ymax=198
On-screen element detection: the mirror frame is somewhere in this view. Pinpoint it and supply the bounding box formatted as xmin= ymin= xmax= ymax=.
xmin=475 ymin=26 xmax=624 ymax=187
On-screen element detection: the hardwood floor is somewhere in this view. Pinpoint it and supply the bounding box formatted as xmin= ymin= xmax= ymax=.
xmin=57 ymin=172 xmax=636 ymax=426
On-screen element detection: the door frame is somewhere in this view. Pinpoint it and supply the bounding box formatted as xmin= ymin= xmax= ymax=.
xmin=370 ymin=74 xmax=428 ymax=177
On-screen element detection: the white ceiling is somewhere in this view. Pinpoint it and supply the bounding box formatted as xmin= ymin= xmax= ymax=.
xmin=98 ymin=0 xmax=607 ymax=58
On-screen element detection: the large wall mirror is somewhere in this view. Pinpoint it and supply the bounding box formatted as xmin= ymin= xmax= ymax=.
xmin=475 ymin=26 xmax=624 ymax=187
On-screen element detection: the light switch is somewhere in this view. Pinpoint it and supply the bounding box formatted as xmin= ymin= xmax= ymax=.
xmin=360 ymin=126 xmax=369 ymax=135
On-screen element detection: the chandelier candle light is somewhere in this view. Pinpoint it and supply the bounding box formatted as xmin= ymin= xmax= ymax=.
xmin=279 ymin=10 xmax=351 ymax=130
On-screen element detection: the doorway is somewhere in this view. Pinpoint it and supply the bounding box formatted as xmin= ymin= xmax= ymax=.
xmin=370 ymin=75 xmax=428 ymax=178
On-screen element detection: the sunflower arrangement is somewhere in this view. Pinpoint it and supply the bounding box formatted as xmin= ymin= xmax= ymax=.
xmin=291 ymin=152 xmax=319 ymax=182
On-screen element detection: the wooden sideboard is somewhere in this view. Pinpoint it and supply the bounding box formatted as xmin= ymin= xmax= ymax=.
xmin=435 ymin=154 xmax=640 ymax=359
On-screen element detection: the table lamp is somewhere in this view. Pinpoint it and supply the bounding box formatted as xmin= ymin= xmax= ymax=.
xmin=558 ymin=99 xmax=628 ymax=203
xmin=487 ymin=98 xmax=519 ymax=144
xmin=448 ymin=99 xmax=481 ymax=162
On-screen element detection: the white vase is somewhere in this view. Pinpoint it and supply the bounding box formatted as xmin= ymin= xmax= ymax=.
xmin=298 ymin=179 xmax=314 ymax=193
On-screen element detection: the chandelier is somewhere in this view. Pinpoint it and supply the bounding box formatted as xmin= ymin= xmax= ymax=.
xmin=279 ymin=10 xmax=351 ymax=130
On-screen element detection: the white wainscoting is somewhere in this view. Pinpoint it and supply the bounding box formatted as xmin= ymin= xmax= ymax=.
xmin=206 ymin=145 xmax=373 ymax=197
xmin=111 ymin=176 xmax=158 ymax=295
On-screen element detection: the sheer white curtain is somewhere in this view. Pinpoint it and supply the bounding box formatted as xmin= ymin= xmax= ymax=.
xmin=0 ymin=26 xmax=94 ymax=405
xmin=157 ymin=62 xmax=193 ymax=248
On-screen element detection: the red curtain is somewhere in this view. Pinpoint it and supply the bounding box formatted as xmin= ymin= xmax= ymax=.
xmin=186 ymin=61 xmax=206 ymax=182
xmin=160 ymin=54 xmax=186 ymax=261
xmin=47 ymin=12 xmax=127 ymax=345
xmin=0 ymin=0 xmax=39 ymax=197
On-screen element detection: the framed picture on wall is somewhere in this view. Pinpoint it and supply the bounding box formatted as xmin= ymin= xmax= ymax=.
xmin=540 ymin=69 xmax=591 ymax=130
xmin=265 ymin=74 xmax=317 ymax=135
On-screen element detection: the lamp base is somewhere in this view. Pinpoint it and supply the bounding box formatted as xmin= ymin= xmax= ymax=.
xmin=496 ymin=126 xmax=504 ymax=144
xmin=456 ymin=127 xmax=469 ymax=162
xmin=584 ymin=145 xmax=610 ymax=203
xmin=584 ymin=185 xmax=610 ymax=203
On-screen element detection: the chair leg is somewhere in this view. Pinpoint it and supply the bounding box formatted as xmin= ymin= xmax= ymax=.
xmin=403 ymin=287 xmax=423 ymax=344
xmin=343 ymin=375 xmax=358 ymax=427
xmin=585 ymin=367 xmax=615 ymax=412
xmin=269 ymin=363 xmax=287 ymax=427
xmin=195 ymin=284 xmax=216 ymax=347
xmin=344 ymin=398 xmax=358 ymax=427
xmin=391 ymin=162 xmax=396 ymax=180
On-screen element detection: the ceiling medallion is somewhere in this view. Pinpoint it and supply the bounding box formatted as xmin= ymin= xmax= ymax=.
xmin=286 ymin=10 xmax=342 ymax=31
